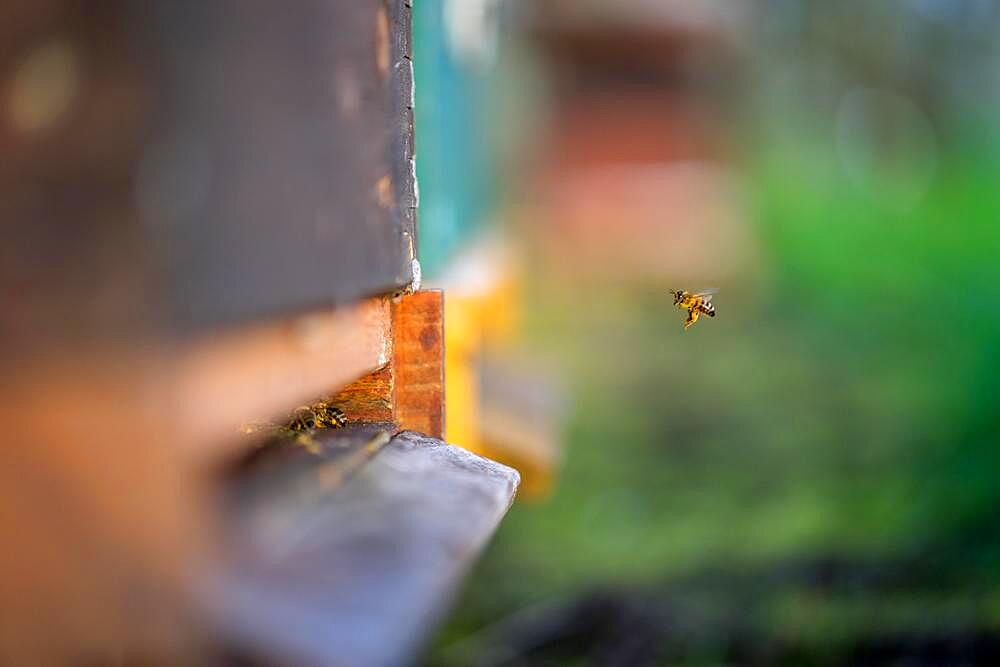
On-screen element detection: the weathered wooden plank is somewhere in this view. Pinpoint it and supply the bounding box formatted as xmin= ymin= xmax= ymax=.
xmin=389 ymin=0 xmax=413 ymax=66
xmin=393 ymin=290 xmax=445 ymax=439
xmin=143 ymin=0 xmax=416 ymax=328
xmin=0 ymin=0 xmax=418 ymax=342
xmin=212 ymin=431 xmax=519 ymax=667
xmin=388 ymin=0 xmax=419 ymax=255
xmin=224 ymin=423 xmax=396 ymax=551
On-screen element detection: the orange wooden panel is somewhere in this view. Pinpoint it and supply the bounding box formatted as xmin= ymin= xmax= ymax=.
xmin=392 ymin=290 xmax=445 ymax=439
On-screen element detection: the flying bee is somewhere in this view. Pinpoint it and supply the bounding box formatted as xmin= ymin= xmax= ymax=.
xmin=670 ymin=289 xmax=717 ymax=330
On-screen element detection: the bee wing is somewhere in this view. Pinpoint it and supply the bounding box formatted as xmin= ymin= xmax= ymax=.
xmin=692 ymin=288 xmax=718 ymax=301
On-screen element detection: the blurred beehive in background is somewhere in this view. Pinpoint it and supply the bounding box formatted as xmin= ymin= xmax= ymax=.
xmin=526 ymin=0 xmax=754 ymax=287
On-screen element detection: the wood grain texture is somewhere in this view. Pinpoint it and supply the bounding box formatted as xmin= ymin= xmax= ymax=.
xmin=0 ymin=0 xmax=418 ymax=344
xmin=225 ymin=423 xmax=397 ymax=545
xmin=143 ymin=0 xmax=416 ymax=327
xmin=213 ymin=430 xmax=519 ymax=667
xmin=388 ymin=0 xmax=418 ymax=253
xmin=326 ymin=365 xmax=395 ymax=423
xmin=393 ymin=290 xmax=445 ymax=439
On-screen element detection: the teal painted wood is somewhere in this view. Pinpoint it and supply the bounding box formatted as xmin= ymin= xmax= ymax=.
xmin=413 ymin=1 xmax=499 ymax=279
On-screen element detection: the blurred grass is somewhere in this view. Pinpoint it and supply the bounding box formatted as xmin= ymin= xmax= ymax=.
xmin=430 ymin=134 xmax=1000 ymax=663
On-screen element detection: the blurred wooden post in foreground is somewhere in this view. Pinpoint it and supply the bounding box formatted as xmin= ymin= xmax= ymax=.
xmin=0 ymin=1 xmax=514 ymax=663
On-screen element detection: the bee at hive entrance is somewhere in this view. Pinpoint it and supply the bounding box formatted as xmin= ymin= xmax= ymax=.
xmin=240 ymin=402 xmax=349 ymax=454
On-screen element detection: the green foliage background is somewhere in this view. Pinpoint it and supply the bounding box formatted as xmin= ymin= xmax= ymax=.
xmin=417 ymin=2 xmax=1000 ymax=662
xmin=430 ymin=133 xmax=1000 ymax=663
